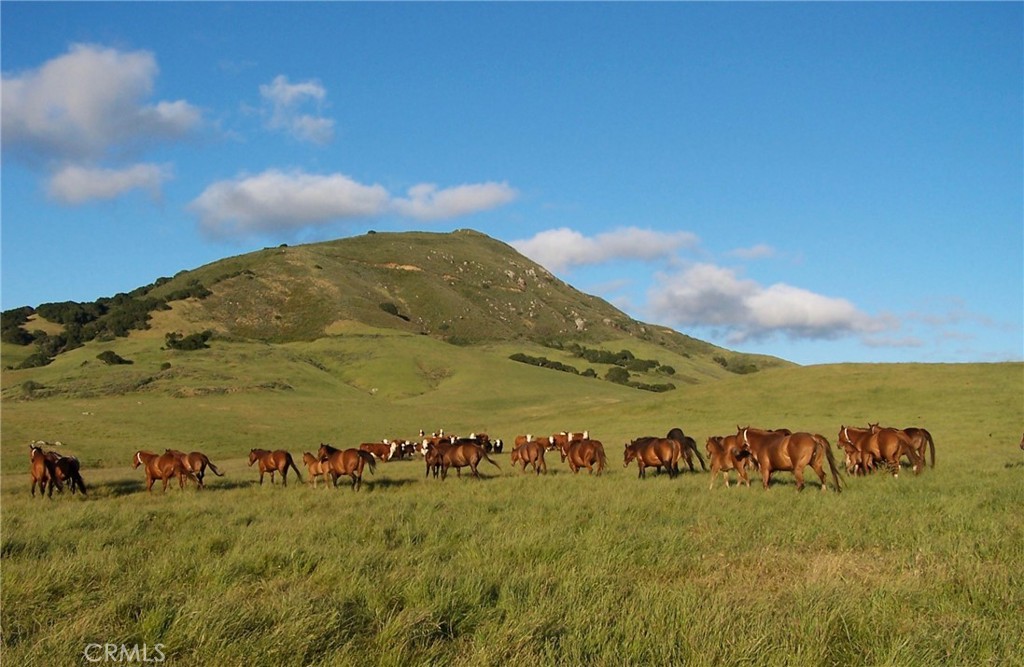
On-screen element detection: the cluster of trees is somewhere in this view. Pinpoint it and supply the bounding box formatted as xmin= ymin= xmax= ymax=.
xmin=563 ymin=343 xmax=676 ymax=376
xmin=508 ymin=350 xmax=675 ymax=393
xmin=1 ymin=277 xmax=215 ymax=369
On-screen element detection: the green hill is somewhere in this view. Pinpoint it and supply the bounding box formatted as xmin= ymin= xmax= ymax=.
xmin=1 ymin=229 xmax=789 ymax=402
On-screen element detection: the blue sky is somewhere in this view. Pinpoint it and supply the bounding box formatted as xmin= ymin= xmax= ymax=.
xmin=2 ymin=2 xmax=1021 ymax=365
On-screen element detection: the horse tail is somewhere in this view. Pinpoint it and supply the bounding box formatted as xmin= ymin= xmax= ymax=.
xmin=924 ymin=430 xmax=936 ymax=468
xmin=207 ymin=458 xmax=225 ymax=477
xmin=691 ymin=440 xmax=708 ymax=472
xmin=482 ymin=451 xmax=501 ymax=470
xmin=288 ymin=455 xmax=303 ymax=482
xmin=815 ymin=434 xmax=842 ymax=493
xmin=358 ymin=450 xmax=377 ymax=475
xmin=595 ymin=444 xmax=607 ymax=475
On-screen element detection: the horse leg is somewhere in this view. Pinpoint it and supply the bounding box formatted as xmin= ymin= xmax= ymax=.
xmin=282 ymin=469 xmax=288 ymax=487
xmin=794 ymin=465 xmax=806 ymax=492
xmin=761 ymin=465 xmax=771 ymax=490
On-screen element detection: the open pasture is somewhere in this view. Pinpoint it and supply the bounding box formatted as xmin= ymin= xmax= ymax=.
xmin=2 ymin=361 xmax=1022 ymax=665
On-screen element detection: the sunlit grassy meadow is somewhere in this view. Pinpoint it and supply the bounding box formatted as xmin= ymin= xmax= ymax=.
xmin=2 ymin=350 xmax=1022 ymax=665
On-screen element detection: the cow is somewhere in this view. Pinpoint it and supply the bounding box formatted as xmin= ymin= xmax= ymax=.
xmin=360 ymin=441 xmax=398 ymax=462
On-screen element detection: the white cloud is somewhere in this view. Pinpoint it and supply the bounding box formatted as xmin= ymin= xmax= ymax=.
xmin=728 ymin=243 xmax=776 ymax=260
xmin=1 ymin=43 xmax=201 ymax=162
xmin=648 ymin=262 xmax=890 ymax=343
xmin=47 ymin=163 xmax=173 ymax=205
xmin=511 ymin=226 xmax=699 ymax=272
xmin=391 ymin=182 xmax=518 ymax=220
xmin=190 ymin=170 xmax=390 ymax=237
xmin=189 ymin=170 xmax=517 ymax=237
xmin=259 ymin=75 xmax=334 ymax=145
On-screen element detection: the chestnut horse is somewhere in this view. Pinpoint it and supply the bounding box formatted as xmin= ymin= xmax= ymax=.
xmin=45 ymin=451 xmax=87 ymax=496
xmin=317 ymin=443 xmax=376 ymax=491
xmin=133 ymin=450 xmax=198 ymax=493
xmin=166 ymin=450 xmax=224 ymax=488
xmin=302 ymin=452 xmax=330 ymax=488
xmin=736 ymin=427 xmax=842 ymax=492
xmin=866 ymin=425 xmax=925 ymax=477
xmin=438 ymin=442 xmax=500 ymax=480
xmin=837 ymin=425 xmax=874 ymax=475
xmin=705 ymin=435 xmax=751 ymax=489
xmin=510 ymin=440 xmax=547 ymax=475
xmin=29 ymin=445 xmax=54 ymax=498
xmin=248 ymin=448 xmax=302 ymax=486
xmin=900 ymin=427 xmax=936 ymax=469
xmin=624 ymin=438 xmax=680 ymax=479
xmin=558 ymin=438 xmax=608 ymax=475
xmin=667 ymin=427 xmax=707 ymax=472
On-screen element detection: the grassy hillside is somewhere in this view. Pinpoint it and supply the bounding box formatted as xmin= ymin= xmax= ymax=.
xmin=1 ymin=361 xmax=1021 ymax=666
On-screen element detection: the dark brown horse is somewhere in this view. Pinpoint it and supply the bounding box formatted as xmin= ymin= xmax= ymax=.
xmin=318 ymin=443 xmax=376 ymax=491
xmin=736 ymin=427 xmax=842 ymax=492
xmin=166 ymin=450 xmax=224 ymax=488
xmin=667 ymin=427 xmax=707 ymax=472
xmin=705 ymin=435 xmax=750 ymax=489
xmin=29 ymin=445 xmax=54 ymax=498
xmin=302 ymin=452 xmax=329 ymax=488
xmin=624 ymin=438 xmax=680 ymax=479
xmin=133 ymin=450 xmax=198 ymax=493
xmin=45 ymin=451 xmax=87 ymax=496
xmin=438 ymin=442 xmax=500 ymax=480
xmin=510 ymin=440 xmax=547 ymax=475
xmin=248 ymin=448 xmax=302 ymax=486
xmin=900 ymin=427 xmax=936 ymax=469
xmin=557 ymin=438 xmax=608 ymax=475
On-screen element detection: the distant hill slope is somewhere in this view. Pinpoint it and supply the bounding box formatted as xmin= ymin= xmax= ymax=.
xmin=141 ymin=229 xmax=786 ymax=365
xmin=1 ymin=230 xmax=790 ymax=398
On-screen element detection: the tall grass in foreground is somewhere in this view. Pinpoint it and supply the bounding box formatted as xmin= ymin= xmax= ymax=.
xmin=2 ymin=450 xmax=1022 ymax=666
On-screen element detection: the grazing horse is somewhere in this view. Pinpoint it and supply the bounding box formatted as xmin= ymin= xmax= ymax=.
xmin=302 ymin=452 xmax=330 ymax=488
xmin=705 ymin=436 xmax=751 ymax=489
xmin=667 ymin=427 xmax=708 ymax=472
xmin=736 ymin=427 xmax=842 ymax=492
xmin=318 ymin=443 xmax=376 ymax=491
xmin=865 ymin=425 xmax=925 ymax=477
xmin=510 ymin=440 xmax=547 ymax=475
xmin=45 ymin=451 xmax=87 ymax=496
xmin=624 ymin=438 xmax=681 ymax=479
xmin=439 ymin=442 xmax=500 ymax=480
xmin=166 ymin=450 xmax=224 ymax=488
xmin=133 ymin=450 xmax=199 ymax=493
xmin=29 ymin=445 xmax=55 ymax=498
xmin=559 ymin=438 xmax=607 ymax=475
xmin=248 ymin=449 xmax=302 ymax=486
xmin=900 ymin=427 xmax=936 ymax=469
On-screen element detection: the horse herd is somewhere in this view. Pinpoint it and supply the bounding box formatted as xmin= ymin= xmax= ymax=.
xmin=25 ymin=423 xmax=954 ymax=499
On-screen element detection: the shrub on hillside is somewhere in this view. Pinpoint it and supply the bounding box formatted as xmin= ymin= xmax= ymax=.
xmin=165 ymin=330 xmax=213 ymax=351
xmin=97 ymin=350 xmax=133 ymax=365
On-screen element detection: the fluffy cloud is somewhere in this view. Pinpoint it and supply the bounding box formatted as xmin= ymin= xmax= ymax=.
xmin=1 ymin=43 xmax=201 ymax=163
xmin=190 ymin=170 xmax=517 ymax=237
xmin=259 ymin=75 xmax=334 ymax=145
xmin=47 ymin=163 xmax=173 ymax=205
xmin=391 ymin=182 xmax=518 ymax=220
xmin=511 ymin=227 xmax=698 ymax=271
xmin=648 ymin=263 xmax=890 ymax=342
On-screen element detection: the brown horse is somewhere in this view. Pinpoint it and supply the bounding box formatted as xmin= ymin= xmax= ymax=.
xmin=837 ymin=425 xmax=874 ymax=475
xmin=736 ymin=427 xmax=842 ymax=492
xmin=667 ymin=427 xmax=708 ymax=472
xmin=1020 ymin=432 xmax=1024 ymax=450
xmin=248 ymin=448 xmax=302 ymax=486
xmin=317 ymin=443 xmax=376 ymax=491
xmin=624 ymin=437 xmax=681 ymax=479
xmin=45 ymin=451 xmax=87 ymax=496
xmin=900 ymin=427 xmax=936 ymax=469
xmin=865 ymin=425 xmax=924 ymax=476
xmin=133 ymin=450 xmax=199 ymax=493
xmin=438 ymin=442 xmax=500 ymax=480
xmin=29 ymin=445 xmax=55 ymax=498
xmin=557 ymin=438 xmax=608 ymax=475
xmin=705 ymin=436 xmax=751 ymax=489
xmin=302 ymin=452 xmax=330 ymax=488
xmin=166 ymin=449 xmax=224 ymax=488
xmin=510 ymin=440 xmax=547 ymax=475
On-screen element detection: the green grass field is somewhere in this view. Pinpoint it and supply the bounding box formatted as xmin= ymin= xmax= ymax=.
xmin=2 ymin=350 xmax=1022 ymax=665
